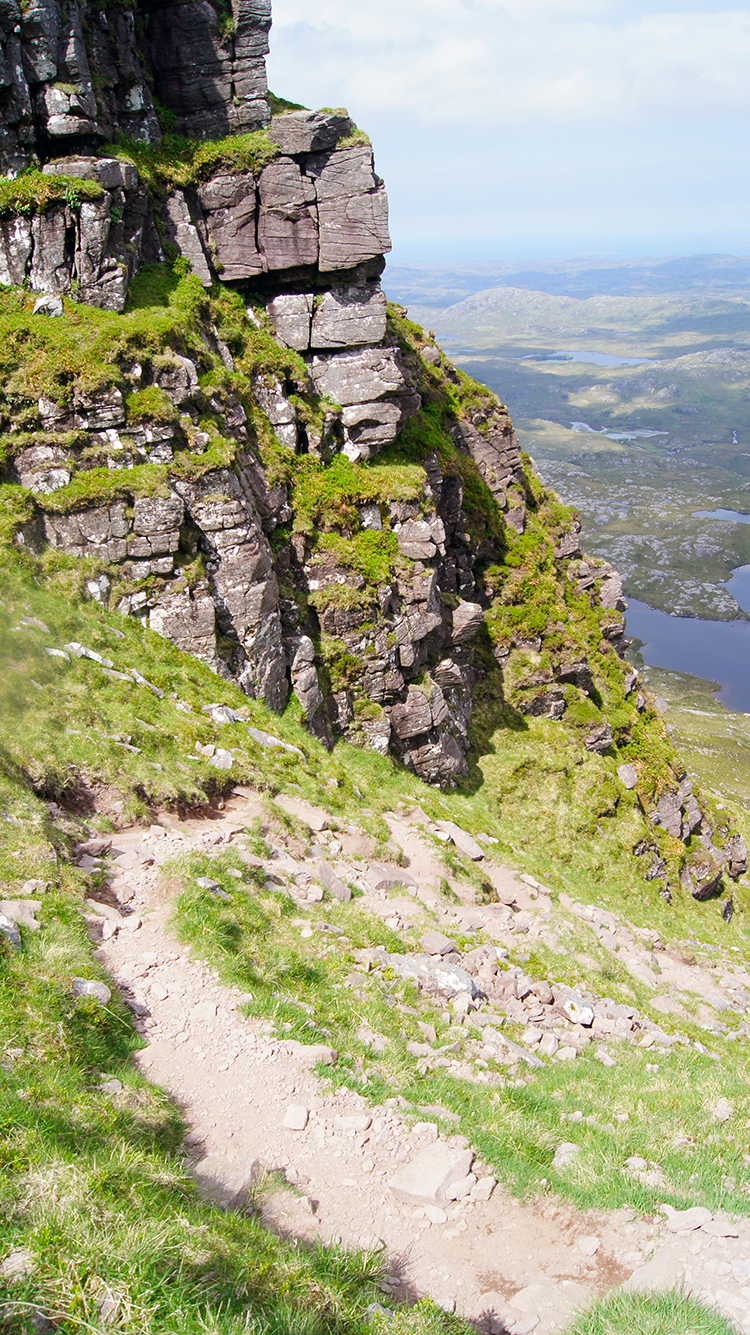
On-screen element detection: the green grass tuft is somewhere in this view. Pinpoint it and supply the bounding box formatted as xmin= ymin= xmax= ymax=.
xmin=561 ymin=1288 xmax=739 ymax=1335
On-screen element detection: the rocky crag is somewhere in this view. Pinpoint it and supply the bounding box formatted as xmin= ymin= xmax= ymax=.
xmin=0 ymin=0 xmax=744 ymax=903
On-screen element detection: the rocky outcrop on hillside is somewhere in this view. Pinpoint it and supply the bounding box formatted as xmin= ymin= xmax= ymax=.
xmin=0 ymin=0 xmax=270 ymax=170
xmin=0 ymin=0 xmax=743 ymax=902
xmin=0 ymin=155 xmax=146 ymax=308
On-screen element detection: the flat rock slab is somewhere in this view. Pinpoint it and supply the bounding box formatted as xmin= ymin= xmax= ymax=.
xmin=436 ymin=820 xmax=484 ymax=861
xmin=281 ymin=1040 xmax=337 ymax=1066
xmin=189 ymin=1154 xmax=260 ymax=1209
xmin=386 ymin=951 xmax=478 ymax=998
xmin=366 ymin=863 xmax=418 ymax=891
xmin=622 ymin=1249 xmax=685 ymax=1292
xmin=420 ymin=930 xmax=455 ymax=956
xmin=0 ymin=899 xmax=41 ymax=929
xmin=389 ymin=1142 xmax=473 ymax=1205
xmin=0 ymin=1248 xmax=35 ymax=1280
xmin=703 ymin=1219 xmax=739 ymax=1237
xmin=315 ymin=860 xmax=351 ymax=902
xmin=283 ymin=1104 xmax=309 ymax=1130
xmin=663 ymin=1205 xmax=713 ymax=1233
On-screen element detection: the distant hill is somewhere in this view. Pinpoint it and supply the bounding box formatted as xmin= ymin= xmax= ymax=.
xmin=386 ymin=253 xmax=750 ymax=308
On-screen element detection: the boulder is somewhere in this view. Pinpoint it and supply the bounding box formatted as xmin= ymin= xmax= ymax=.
xmin=451 ymin=601 xmax=484 ymax=644
xmin=556 ymin=659 xmax=593 ymax=693
xmin=395 ymin=518 xmax=443 ymax=560
xmin=0 ymin=914 xmax=21 ymax=951
xmin=315 ymin=860 xmax=351 ymax=903
xmin=388 ymin=1142 xmax=473 ymax=1206
xmin=266 ymin=292 xmax=312 ymax=350
xmin=309 ymin=345 xmax=408 ymax=409
xmin=72 ymin=978 xmax=111 ymax=1005
xmin=584 ymin=723 xmax=612 ymax=754
xmin=725 ymin=832 xmax=747 ymax=876
xmin=310 ymin=283 xmax=388 ymax=349
xmin=389 ymin=688 xmax=433 ymax=739
xmin=164 ymin=191 xmax=213 ymax=286
xmin=258 ymin=157 xmax=318 ymax=270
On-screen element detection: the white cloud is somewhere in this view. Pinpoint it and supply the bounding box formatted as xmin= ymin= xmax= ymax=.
xmin=267 ymin=2 xmax=750 ymax=124
xmin=265 ymin=2 xmax=750 ymax=256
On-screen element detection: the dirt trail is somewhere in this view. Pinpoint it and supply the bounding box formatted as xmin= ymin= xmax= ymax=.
xmin=91 ymin=791 xmax=750 ymax=1335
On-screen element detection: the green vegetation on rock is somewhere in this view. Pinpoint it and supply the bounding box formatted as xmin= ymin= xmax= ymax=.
xmin=118 ymin=130 xmax=281 ymax=193
xmin=0 ymin=171 xmax=103 ymax=216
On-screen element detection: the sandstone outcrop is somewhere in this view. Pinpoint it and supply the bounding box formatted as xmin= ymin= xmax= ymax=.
xmin=0 ymin=0 xmax=270 ymax=170
xmin=0 ymin=0 xmax=736 ymax=899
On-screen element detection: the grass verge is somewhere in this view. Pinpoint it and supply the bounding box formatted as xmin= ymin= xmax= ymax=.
xmin=560 ymin=1288 xmax=739 ymax=1335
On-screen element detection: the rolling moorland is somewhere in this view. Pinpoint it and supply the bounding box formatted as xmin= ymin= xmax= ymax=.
xmin=388 ymin=257 xmax=750 ymax=620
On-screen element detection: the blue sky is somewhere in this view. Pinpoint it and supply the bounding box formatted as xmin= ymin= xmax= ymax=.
xmin=266 ymin=1 xmax=750 ymax=263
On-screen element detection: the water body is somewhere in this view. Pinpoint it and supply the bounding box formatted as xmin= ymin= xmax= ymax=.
xmin=552 ymin=350 xmax=652 ymax=367
xmin=693 ymin=508 xmax=750 ymax=524
xmin=522 ymin=350 xmax=651 ymax=367
xmin=723 ymin=564 xmax=750 ymax=615
xmin=570 ymin=421 xmax=668 ymax=441
xmin=625 ymin=597 xmax=750 ymax=713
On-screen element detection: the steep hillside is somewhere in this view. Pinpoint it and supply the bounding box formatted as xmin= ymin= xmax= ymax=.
xmin=1 ymin=6 xmax=750 ymax=1335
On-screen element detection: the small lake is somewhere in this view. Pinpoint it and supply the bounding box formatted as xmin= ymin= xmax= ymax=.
xmin=570 ymin=421 xmax=668 ymax=441
xmin=550 ymin=350 xmax=652 ymax=367
xmin=723 ymin=563 xmax=750 ymax=615
xmin=625 ymin=597 xmax=750 ymax=713
xmin=693 ymin=508 xmax=750 ymax=524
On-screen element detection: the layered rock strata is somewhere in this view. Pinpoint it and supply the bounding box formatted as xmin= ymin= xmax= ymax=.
xmin=0 ymin=0 xmax=270 ymax=170
xmin=0 ymin=3 xmax=741 ymax=902
xmin=0 ymin=109 xmax=417 ymax=448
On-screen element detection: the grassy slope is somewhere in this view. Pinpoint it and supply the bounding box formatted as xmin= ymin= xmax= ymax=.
xmin=2 ymin=558 xmax=749 ymax=1335
xmin=0 ymin=234 xmax=747 ymax=1335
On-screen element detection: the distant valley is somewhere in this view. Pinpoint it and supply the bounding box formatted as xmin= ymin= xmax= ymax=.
xmin=386 ymin=254 xmax=750 ymax=621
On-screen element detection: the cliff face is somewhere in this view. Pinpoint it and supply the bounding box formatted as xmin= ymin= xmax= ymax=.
xmin=0 ymin=1 xmax=744 ymax=903
xmin=0 ymin=0 xmax=270 ymax=169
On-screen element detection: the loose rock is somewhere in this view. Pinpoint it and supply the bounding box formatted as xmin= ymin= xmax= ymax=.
xmin=389 ymin=1142 xmax=473 ymax=1206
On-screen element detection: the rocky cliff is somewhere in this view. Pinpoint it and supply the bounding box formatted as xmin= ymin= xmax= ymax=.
xmin=0 ymin=0 xmax=744 ymax=904
xmin=0 ymin=0 xmax=270 ymax=169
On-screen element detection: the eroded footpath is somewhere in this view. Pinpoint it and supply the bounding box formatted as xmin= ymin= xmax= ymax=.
xmin=86 ymin=789 xmax=750 ymax=1335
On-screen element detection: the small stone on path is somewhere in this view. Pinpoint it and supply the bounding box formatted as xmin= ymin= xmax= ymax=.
xmin=389 ymin=1142 xmax=473 ymax=1205
xmin=577 ymin=1235 xmax=600 ymax=1257
xmin=662 ymin=1205 xmax=713 ymax=1233
xmin=283 ymin=1104 xmax=309 ymax=1130
xmin=470 ymin=1175 xmax=497 ymax=1202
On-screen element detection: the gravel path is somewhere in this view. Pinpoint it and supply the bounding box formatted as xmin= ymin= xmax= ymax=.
xmin=90 ymin=792 xmax=750 ymax=1335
